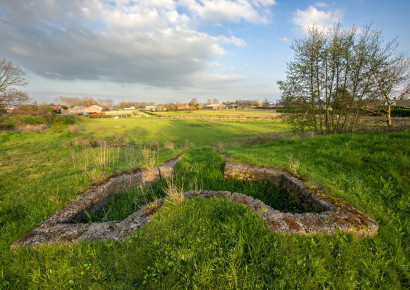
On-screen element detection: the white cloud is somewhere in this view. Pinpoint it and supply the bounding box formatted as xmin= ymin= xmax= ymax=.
xmin=293 ymin=5 xmax=343 ymax=34
xmin=0 ymin=0 xmax=275 ymax=89
xmin=314 ymin=2 xmax=328 ymax=8
xmin=280 ymin=37 xmax=290 ymax=43
xmin=180 ymin=0 xmax=275 ymax=24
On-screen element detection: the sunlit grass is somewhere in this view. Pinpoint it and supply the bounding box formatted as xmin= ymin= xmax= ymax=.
xmin=0 ymin=116 xmax=408 ymax=288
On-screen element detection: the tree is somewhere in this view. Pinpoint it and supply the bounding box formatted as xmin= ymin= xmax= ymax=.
xmin=374 ymin=54 xmax=408 ymax=129
xmin=262 ymin=98 xmax=270 ymax=107
xmin=189 ymin=98 xmax=199 ymax=107
xmin=0 ymin=57 xmax=30 ymax=110
xmin=98 ymin=98 xmax=114 ymax=108
xmin=213 ymin=98 xmax=219 ymax=104
xmin=278 ymin=24 xmax=408 ymax=133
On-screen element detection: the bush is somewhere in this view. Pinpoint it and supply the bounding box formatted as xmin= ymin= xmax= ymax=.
xmin=0 ymin=114 xmax=79 ymax=131
xmin=391 ymin=108 xmax=410 ymax=117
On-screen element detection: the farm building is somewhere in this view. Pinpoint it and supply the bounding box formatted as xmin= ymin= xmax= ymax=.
xmin=68 ymin=106 xmax=87 ymax=115
xmin=373 ymin=99 xmax=410 ymax=109
xmin=84 ymin=105 xmax=104 ymax=114
xmin=176 ymin=103 xmax=191 ymax=111
xmin=203 ymin=104 xmax=227 ymax=110
xmin=145 ymin=105 xmax=156 ymax=111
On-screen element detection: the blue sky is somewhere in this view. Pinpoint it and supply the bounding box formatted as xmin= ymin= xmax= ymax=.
xmin=0 ymin=0 xmax=409 ymax=104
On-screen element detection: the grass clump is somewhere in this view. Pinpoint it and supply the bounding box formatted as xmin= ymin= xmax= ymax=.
xmin=131 ymin=197 xmax=272 ymax=288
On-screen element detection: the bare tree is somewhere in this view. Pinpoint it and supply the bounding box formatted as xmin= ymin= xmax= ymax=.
xmin=374 ymin=54 xmax=408 ymax=129
xmin=189 ymin=98 xmax=199 ymax=107
xmin=0 ymin=57 xmax=30 ymax=109
xmin=278 ymin=24 xmax=408 ymax=133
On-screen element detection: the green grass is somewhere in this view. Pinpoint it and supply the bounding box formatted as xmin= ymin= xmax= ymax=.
xmin=0 ymin=115 xmax=409 ymax=288
xmin=76 ymin=117 xmax=289 ymax=147
xmin=151 ymin=109 xmax=279 ymax=117
xmin=89 ymin=147 xmax=306 ymax=222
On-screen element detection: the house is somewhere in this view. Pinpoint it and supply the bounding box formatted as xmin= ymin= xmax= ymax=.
xmin=373 ymin=99 xmax=410 ymax=109
xmin=155 ymin=105 xmax=166 ymax=111
xmin=68 ymin=106 xmax=87 ymax=115
xmin=84 ymin=105 xmax=104 ymax=114
xmin=225 ymin=104 xmax=238 ymax=109
xmin=145 ymin=105 xmax=156 ymax=111
xmin=203 ymin=104 xmax=227 ymax=110
xmin=256 ymin=103 xmax=285 ymax=110
xmin=395 ymin=99 xmax=410 ymax=109
xmin=176 ymin=103 xmax=191 ymax=111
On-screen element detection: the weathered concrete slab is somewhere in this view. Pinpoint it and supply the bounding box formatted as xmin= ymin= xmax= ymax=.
xmin=224 ymin=162 xmax=378 ymax=237
xmin=11 ymin=156 xmax=181 ymax=249
xmin=11 ymin=154 xmax=378 ymax=249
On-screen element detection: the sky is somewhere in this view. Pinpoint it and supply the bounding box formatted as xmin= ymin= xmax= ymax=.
xmin=0 ymin=0 xmax=409 ymax=105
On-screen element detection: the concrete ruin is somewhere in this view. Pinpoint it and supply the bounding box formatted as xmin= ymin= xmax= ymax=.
xmin=11 ymin=155 xmax=378 ymax=248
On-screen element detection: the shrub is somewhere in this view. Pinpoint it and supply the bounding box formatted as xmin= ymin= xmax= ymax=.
xmin=0 ymin=114 xmax=79 ymax=130
xmin=391 ymin=108 xmax=410 ymax=117
xmin=67 ymin=124 xmax=81 ymax=135
xmin=16 ymin=124 xmax=48 ymax=133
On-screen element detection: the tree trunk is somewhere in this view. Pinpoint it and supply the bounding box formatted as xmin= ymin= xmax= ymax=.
xmin=386 ymin=103 xmax=392 ymax=130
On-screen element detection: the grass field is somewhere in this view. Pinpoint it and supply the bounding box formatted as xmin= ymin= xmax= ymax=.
xmin=149 ymin=109 xmax=279 ymax=118
xmin=0 ymin=115 xmax=409 ymax=288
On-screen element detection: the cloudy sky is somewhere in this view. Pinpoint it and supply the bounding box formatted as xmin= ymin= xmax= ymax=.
xmin=0 ymin=0 xmax=409 ymax=104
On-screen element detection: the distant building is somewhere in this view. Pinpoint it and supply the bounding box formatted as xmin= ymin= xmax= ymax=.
xmin=68 ymin=106 xmax=87 ymax=115
xmin=373 ymin=99 xmax=410 ymax=109
xmin=225 ymin=104 xmax=238 ymax=109
xmin=155 ymin=105 xmax=166 ymax=111
xmin=84 ymin=105 xmax=104 ymax=114
xmin=256 ymin=103 xmax=285 ymax=110
xmin=395 ymin=99 xmax=410 ymax=109
xmin=203 ymin=104 xmax=227 ymax=110
xmin=145 ymin=105 xmax=156 ymax=111
xmin=176 ymin=103 xmax=191 ymax=111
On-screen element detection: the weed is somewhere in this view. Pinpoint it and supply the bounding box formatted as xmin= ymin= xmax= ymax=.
xmin=288 ymin=154 xmax=300 ymax=175
xmin=67 ymin=124 xmax=81 ymax=135
xmin=89 ymin=168 xmax=109 ymax=184
xmin=163 ymin=140 xmax=175 ymax=151
xmin=16 ymin=124 xmax=48 ymax=133
xmin=163 ymin=178 xmax=184 ymax=204
xmin=237 ymin=132 xmax=284 ymax=145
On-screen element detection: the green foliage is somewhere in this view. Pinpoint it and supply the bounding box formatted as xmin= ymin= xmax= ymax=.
xmin=391 ymin=108 xmax=410 ymax=117
xmin=0 ymin=114 xmax=78 ymax=130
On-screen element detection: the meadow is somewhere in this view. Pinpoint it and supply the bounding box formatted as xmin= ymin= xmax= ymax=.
xmin=0 ymin=114 xmax=408 ymax=288
xmin=149 ymin=109 xmax=279 ymax=118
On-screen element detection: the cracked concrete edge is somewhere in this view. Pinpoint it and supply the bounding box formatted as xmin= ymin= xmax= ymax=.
xmin=12 ymin=188 xmax=378 ymax=249
xmin=10 ymin=155 xmax=182 ymax=249
xmin=223 ymin=162 xmax=378 ymax=237
xmin=11 ymin=155 xmax=378 ymax=249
